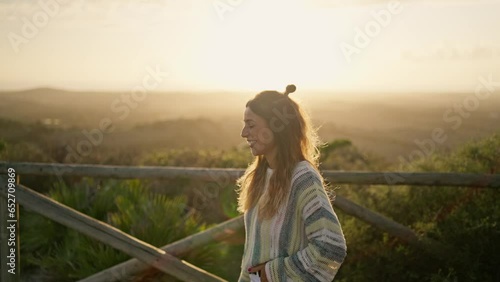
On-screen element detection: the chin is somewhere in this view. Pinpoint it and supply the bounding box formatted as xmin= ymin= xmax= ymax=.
xmin=250 ymin=148 xmax=263 ymax=156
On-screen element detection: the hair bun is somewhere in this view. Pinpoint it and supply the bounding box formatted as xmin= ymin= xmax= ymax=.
xmin=284 ymin=84 xmax=296 ymax=97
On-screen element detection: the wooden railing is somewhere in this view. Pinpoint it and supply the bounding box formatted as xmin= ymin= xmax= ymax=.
xmin=1 ymin=162 xmax=499 ymax=282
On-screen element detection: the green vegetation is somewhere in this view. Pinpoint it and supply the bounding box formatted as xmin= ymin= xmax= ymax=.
xmin=11 ymin=132 xmax=497 ymax=281
xmin=2 ymin=88 xmax=499 ymax=164
xmin=20 ymin=179 xmax=232 ymax=281
xmin=334 ymin=133 xmax=500 ymax=282
xmin=0 ymin=90 xmax=498 ymax=281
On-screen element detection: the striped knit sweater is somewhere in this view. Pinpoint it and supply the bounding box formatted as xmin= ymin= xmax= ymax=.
xmin=238 ymin=161 xmax=347 ymax=282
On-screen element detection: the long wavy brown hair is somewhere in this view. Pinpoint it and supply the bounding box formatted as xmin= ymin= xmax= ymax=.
xmin=236 ymin=85 xmax=324 ymax=220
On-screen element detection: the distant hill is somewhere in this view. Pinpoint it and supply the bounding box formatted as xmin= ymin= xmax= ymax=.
xmin=1 ymin=88 xmax=499 ymax=164
xmin=0 ymin=88 xmax=250 ymax=129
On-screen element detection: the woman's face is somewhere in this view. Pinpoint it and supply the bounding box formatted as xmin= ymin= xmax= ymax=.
xmin=241 ymin=107 xmax=276 ymax=156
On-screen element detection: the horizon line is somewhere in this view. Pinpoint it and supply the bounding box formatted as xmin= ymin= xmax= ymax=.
xmin=0 ymin=86 xmax=480 ymax=96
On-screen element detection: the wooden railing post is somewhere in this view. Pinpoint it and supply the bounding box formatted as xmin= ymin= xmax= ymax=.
xmin=0 ymin=162 xmax=496 ymax=281
xmin=0 ymin=173 xmax=21 ymax=282
xmin=1 ymin=182 xmax=226 ymax=282
xmin=333 ymin=195 xmax=456 ymax=260
xmin=81 ymin=216 xmax=244 ymax=282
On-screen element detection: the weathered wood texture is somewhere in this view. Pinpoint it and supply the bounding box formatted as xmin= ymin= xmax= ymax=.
xmin=83 ymin=193 xmax=457 ymax=282
xmin=0 ymin=182 xmax=226 ymax=282
xmin=0 ymin=162 xmax=487 ymax=281
xmin=80 ymin=216 xmax=244 ymax=282
xmin=333 ymin=195 xmax=455 ymax=259
xmin=1 ymin=162 xmax=498 ymax=187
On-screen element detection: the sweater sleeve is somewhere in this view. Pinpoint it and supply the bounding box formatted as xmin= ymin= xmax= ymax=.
xmin=264 ymin=176 xmax=347 ymax=282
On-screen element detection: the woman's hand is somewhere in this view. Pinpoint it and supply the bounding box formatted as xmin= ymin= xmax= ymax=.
xmin=248 ymin=262 xmax=269 ymax=282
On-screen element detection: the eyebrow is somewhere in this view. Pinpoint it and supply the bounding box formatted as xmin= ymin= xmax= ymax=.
xmin=243 ymin=119 xmax=255 ymax=123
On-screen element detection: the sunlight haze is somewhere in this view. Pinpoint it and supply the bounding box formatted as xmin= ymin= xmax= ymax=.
xmin=1 ymin=0 xmax=499 ymax=94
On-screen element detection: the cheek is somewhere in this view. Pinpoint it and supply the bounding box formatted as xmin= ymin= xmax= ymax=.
xmin=256 ymin=127 xmax=274 ymax=146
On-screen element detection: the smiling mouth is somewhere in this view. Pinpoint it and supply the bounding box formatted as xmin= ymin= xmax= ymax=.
xmin=247 ymin=140 xmax=256 ymax=147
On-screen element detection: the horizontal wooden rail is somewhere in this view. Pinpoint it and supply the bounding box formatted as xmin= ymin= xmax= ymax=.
xmin=0 ymin=182 xmax=226 ymax=282
xmin=1 ymin=162 xmax=499 ymax=187
xmin=81 ymin=216 xmax=244 ymax=282
xmin=83 ymin=193 xmax=456 ymax=282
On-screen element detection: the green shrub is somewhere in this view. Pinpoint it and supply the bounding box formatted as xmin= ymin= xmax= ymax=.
xmin=21 ymin=178 xmax=222 ymax=281
xmin=140 ymin=147 xmax=253 ymax=168
xmin=335 ymin=133 xmax=500 ymax=281
xmin=16 ymin=133 xmax=500 ymax=281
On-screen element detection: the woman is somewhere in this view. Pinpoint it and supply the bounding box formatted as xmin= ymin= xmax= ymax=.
xmin=237 ymin=85 xmax=347 ymax=282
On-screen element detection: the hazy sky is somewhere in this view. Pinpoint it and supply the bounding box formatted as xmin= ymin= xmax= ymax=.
xmin=1 ymin=0 xmax=499 ymax=93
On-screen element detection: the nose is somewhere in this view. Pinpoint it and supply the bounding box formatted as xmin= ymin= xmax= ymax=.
xmin=241 ymin=126 xmax=248 ymax=138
